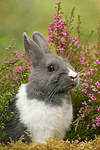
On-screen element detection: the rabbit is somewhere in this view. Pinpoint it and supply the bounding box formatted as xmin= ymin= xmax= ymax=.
xmin=0 ymin=32 xmax=79 ymax=145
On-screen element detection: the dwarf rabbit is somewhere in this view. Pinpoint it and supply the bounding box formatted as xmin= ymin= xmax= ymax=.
xmin=0 ymin=32 xmax=79 ymax=144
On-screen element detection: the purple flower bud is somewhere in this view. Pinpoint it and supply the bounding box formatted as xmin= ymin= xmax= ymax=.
xmin=87 ymin=125 xmax=90 ymax=128
xmin=97 ymin=107 xmax=100 ymax=112
xmin=4 ymin=60 xmax=9 ymax=65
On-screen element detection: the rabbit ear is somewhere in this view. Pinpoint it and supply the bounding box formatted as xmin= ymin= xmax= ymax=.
xmin=23 ymin=32 xmax=44 ymax=67
xmin=32 ymin=32 xmax=51 ymax=54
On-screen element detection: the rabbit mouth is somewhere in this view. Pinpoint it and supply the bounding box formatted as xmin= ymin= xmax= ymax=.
xmin=64 ymin=85 xmax=75 ymax=91
xmin=62 ymin=81 xmax=78 ymax=92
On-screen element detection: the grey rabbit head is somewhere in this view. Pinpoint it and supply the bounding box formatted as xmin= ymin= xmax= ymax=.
xmin=23 ymin=32 xmax=79 ymax=105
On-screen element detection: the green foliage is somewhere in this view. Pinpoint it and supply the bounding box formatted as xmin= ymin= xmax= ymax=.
xmin=48 ymin=2 xmax=100 ymax=142
xmin=0 ymin=1 xmax=100 ymax=145
xmin=0 ymin=41 xmax=31 ymax=135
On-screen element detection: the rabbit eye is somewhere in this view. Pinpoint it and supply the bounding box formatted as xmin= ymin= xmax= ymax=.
xmin=47 ymin=65 xmax=55 ymax=72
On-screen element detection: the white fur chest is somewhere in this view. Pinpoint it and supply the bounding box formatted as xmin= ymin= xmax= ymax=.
xmin=16 ymin=84 xmax=73 ymax=143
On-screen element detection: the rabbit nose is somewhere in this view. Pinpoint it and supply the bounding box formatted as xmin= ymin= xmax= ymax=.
xmin=70 ymin=74 xmax=77 ymax=79
xmin=68 ymin=69 xmax=77 ymax=79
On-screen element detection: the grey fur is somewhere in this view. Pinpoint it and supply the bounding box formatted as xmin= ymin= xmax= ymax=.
xmin=0 ymin=31 xmax=79 ymax=145
xmin=23 ymin=32 xmax=78 ymax=105
xmin=0 ymin=97 xmax=32 ymax=145
xmin=26 ymin=54 xmax=78 ymax=105
xmin=32 ymin=32 xmax=51 ymax=54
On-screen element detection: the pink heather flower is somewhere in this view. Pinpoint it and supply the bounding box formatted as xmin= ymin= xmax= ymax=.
xmin=23 ymin=52 xmax=26 ymax=55
xmin=26 ymin=62 xmax=31 ymax=67
xmin=78 ymin=44 xmax=80 ymax=48
xmin=63 ymin=46 xmax=66 ymax=49
xmin=55 ymin=2 xmax=61 ymax=5
xmin=71 ymin=140 xmax=74 ymax=144
xmin=61 ymin=41 xmax=66 ymax=45
xmin=98 ymin=92 xmax=100 ymax=94
xmin=26 ymin=62 xmax=32 ymax=70
xmin=90 ymin=78 xmax=93 ymax=82
xmin=17 ymin=56 xmax=21 ymax=60
xmin=72 ymin=88 xmax=77 ymax=92
xmin=79 ymin=57 xmax=86 ymax=65
xmin=87 ymin=125 xmax=90 ymax=128
xmin=97 ymin=85 xmax=100 ymax=89
xmin=95 ymin=82 xmax=100 ymax=86
xmin=54 ymin=20 xmax=56 ymax=23
xmin=82 ymin=102 xmax=90 ymax=109
xmin=61 ymin=32 xmax=67 ymax=38
xmin=94 ymin=60 xmax=100 ymax=64
xmin=18 ymin=61 xmax=22 ymax=66
xmin=15 ymin=50 xmax=19 ymax=56
xmin=77 ymin=106 xmax=81 ymax=110
xmin=13 ymin=76 xmax=20 ymax=82
xmin=49 ymin=23 xmax=52 ymax=27
xmin=53 ymin=24 xmax=57 ymax=29
xmin=48 ymin=28 xmax=53 ymax=35
xmin=5 ymin=74 xmax=9 ymax=77
xmin=13 ymin=84 xmax=16 ymax=87
xmin=82 ymin=101 xmax=87 ymax=106
xmin=93 ymin=52 xmax=99 ymax=55
xmin=86 ymin=71 xmax=91 ymax=76
xmin=48 ymin=39 xmax=50 ymax=43
xmin=90 ymin=94 xmax=97 ymax=101
xmin=59 ymin=15 xmax=62 ymax=19
xmin=15 ymin=67 xmax=25 ymax=75
xmin=54 ymin=36 xmax=60 ymax=40
xmin=4 ymin=60 xmax=9 ymax=65
xmin=59 ymin=48 xmax=64 ymax=51
xmin=58 ymin=36 xmax=61 ymax=40
xmin=56 ymin=20 xmax=60 ymax=24
xmin=95 ymin=68 xmax=98 ymax=72
xmin=68 ymin=36 xmax=72 ymax=40
xmin=76 ymin=140 xmax=79 ymax=143
xmin=55 ymin=14 xmax=58 ymax=18
xmin=74 ymin=41 xmax=78 ymax=46
xmin=7 ymin=69 xmax=12 ymax=73
xmin=85 ymin=105 xmax=90 ymax=109
xmin=56 ymin=48 xmax=59 ymax=51
xmin=95 ymin=115 xmax=100 ymax=127
xmin=82 ymin=83 xmax=89 ymax=89
xmin=21 ymin=54 xmax=23 ymax=58
xmin=82 ymin=46 xmax=85 ymax=50
xmin=81 ymin=89 xmax=87 ymax=93
xmin=92 ymin=88 xmax=98 ymax=92
xmin=97 ymin=107 xmax=100 ymax=112
xmin=62 ymin=21 xmax=65 ymax=24
xmin=11 ymin=58 xmax=14 ymax=61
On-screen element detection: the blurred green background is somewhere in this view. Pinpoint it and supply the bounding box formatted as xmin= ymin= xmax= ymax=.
xmin=0 ymin=0 xmax=100 ymax=65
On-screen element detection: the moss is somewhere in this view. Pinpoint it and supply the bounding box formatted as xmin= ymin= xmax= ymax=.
xmin=0 ymin=136 xmax=100 ymax=150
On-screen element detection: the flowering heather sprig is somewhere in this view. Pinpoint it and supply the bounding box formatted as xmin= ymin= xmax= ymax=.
xmin=96 ymin=115 xmax=100 ymax=127
xmin=48 ymin=2 xmax=100 ymax=142
xmin=4 ymin=60 xmax=9 ymax=66
xmin=97 ymin=107 xmax=100 ymax=112
xmin=0 ymin=42 xmax=31 ymax=131
xmin=15 ymin=67 xmax=25 ymax=75
xmin=0 ymin=1 xmax=100 ymax=142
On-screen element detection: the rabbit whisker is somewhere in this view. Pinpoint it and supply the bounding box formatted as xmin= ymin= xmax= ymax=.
xmin=45 ymin=84 xmax=59 ymax=102
xmin=77 ymin=85 xmax=85 ymax=101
